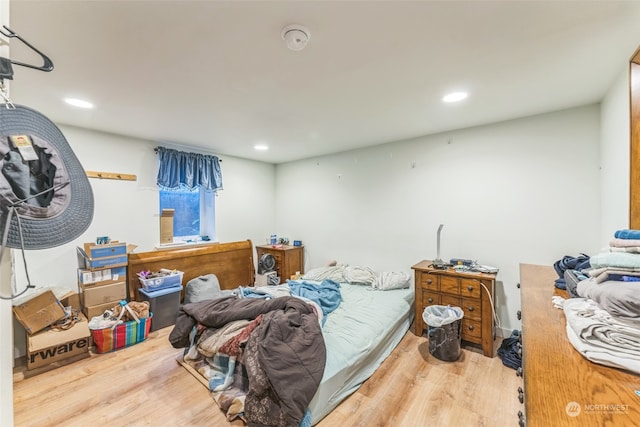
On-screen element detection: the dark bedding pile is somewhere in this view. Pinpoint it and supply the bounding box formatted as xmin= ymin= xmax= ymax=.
xmin=169 ymin=296 xmax=326 ymax=427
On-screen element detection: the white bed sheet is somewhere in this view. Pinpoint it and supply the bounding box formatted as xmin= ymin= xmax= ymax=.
xmin=308 ymin=281 xmax=415 ymax=425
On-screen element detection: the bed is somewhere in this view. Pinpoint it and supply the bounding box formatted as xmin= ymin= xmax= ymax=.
xmin=128 ymin=240 xmax=414 ymax=426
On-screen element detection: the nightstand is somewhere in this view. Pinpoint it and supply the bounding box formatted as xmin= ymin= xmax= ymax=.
xmin=412 ymin=260 xmax=497 ymax=357
xmin=256 ymin=244 xmax=304 ymax=284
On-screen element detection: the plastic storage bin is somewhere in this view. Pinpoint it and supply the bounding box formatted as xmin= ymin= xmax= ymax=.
xmin=138 ymin=270 xmax=184 ymax=292
xmin=138 ymin=285 xmax=182 ymax=332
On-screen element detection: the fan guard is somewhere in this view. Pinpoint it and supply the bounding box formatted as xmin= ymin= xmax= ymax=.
xmin=258 ymin=253 xmax=276 ymax=274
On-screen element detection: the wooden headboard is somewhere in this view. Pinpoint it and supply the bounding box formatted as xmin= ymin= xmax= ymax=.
xmin=127 ymin=240 xmax=255 ymax=301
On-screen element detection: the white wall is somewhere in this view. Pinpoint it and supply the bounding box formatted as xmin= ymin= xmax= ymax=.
xmin=600 ymin=67 xmax=631 ymax=243
xmin=10 ymin=125 xmax=276 ymax=357
xmin=275 ymin=105 xmax=603 ymax=335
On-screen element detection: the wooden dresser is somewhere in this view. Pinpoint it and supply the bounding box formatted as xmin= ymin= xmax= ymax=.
xmin=519 ymin=263 xmax=640 ymax=426
xmin=412 ymin=260 xmax=497 ymax=357
xmin=255 ymin=244 xmax=304 ymax=284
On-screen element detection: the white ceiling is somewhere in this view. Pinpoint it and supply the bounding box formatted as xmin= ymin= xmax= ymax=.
xmin=6 ymin=0 xmax=640 ymax=164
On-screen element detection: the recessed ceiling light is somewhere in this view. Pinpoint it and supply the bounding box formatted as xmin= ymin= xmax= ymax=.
xmin=64 ymin=98 xmax=94 ymax=109
xmin=254 ymin=144 xmax=269 ymax=151
xmin=442 ymin=92 xmax=468 ymax=103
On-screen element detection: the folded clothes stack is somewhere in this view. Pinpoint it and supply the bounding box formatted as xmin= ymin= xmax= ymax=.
xmin=562 ymin=228 xmax=640 ymax=374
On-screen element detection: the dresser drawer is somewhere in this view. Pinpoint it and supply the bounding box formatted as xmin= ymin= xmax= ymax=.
xmin=422 ymin=290 xmax=441 ymax=308
xmin=440 ymin=294 xmax=460 ymax=308
xmin=461 ymin=318 xmax=482 ymax=340
xmin=440 ymin=276 xmax=460 ymax=295
xmin=419 ymin=273 xmax=439 ymax=291
xmin=460 ymin=278 xmax=481 ymax=299
xmin=461 ymin=297 xmax=481 ymax=320
xmin=271 ymin=252 xmax=283 ymax=263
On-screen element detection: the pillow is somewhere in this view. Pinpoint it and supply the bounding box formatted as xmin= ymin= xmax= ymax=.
xmin=301 ymin=265 xmax=346 ymax=282
xmin=343 ymin=266 xmax=376 ymax=285
xmin=184 ymin=274 xmax=222 ymax=304
xmin=372 ymin=271 xmax=410 ymax=290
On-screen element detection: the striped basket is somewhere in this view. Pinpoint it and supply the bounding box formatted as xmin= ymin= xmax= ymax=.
xmin=91 ymin=311 xmax=152 ymax=354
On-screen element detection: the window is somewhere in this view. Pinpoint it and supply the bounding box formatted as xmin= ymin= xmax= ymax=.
xmin=155 ymin=146 xmax=222 ymax=244
xmin=159 ymin=189 xmax=215 ymax=242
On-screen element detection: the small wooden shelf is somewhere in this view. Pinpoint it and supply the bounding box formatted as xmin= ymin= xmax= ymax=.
xmin=86 ymin=170 xmax=137 ymax=181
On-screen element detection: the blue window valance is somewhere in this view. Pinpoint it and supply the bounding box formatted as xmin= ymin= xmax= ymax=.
xmin=156 ymin=146 xmax=223 ymax=192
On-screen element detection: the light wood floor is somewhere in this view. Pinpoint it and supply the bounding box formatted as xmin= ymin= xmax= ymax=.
xmin=13 ymin=327 xmax=522 ymax=427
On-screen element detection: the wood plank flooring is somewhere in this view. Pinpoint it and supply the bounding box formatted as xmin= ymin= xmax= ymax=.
xmin=13 ymin=327 xmax=522 ymax=427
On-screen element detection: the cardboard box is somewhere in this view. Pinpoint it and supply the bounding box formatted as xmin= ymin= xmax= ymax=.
xmin=60 ymin=291 xmax=81 ymax=312
xmin=78 ymin=266 xmax=127 ymax=286
xmin=81 ymin=281 xmax=127 ymax=307
xmin=83 ymin=241 xmax=127 ymax=259
xmin=27 ymin=314 xmax=91 ymax=370
xmin=83 ymin=301 xmax=118 ymax=320
xmin=13 ymin=290 xmax=66 ymax=335
xmin=76 ymin=249 xmax=128 ymax=270
xmin=76 ymin=243 xmax=136 ymax=270
xmin=160 ymin=209 xmax=175 ymax=244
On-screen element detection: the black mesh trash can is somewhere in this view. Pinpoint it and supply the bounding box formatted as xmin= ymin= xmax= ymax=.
xmin=422 ymin=305 xmax=464 ymax=361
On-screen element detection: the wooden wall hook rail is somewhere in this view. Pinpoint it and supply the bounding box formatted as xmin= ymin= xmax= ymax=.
xmin=86 ymin=170 xmax=137 ymax=181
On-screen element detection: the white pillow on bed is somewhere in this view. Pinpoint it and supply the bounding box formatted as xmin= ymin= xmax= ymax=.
xmin=372 ymin=271 xmax=410 ymax=290
xmin=301 ymin=265 xmax=347 ymax=282
xmin=343 ymin=266 xmax=376 ymax=285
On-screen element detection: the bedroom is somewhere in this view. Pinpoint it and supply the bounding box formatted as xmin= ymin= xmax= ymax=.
xmin=2 ymin=1 xmax=640 ymax=426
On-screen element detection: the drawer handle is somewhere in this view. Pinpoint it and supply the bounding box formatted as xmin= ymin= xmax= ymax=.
xmin=467 ymin=324 xmax=474 ymax=331
xmin=516 ymin=367 xmax=523 ymax=377
xmin=426 ymin=279 xmax=432 ymax=284
xmin=517 ymin=310 xmax=522 ymax=320
xmin=518 ymin=386 xmax=524 ymax=404
xmin=517 ymin=282 xmax=521 ymax=289
xmin=467 ymin=306 xmax=474 ymax=312
xmin=428 ymin=297 xmax=433 ymax=303
xmin=467 ymin=285 xmax=474 ymax=292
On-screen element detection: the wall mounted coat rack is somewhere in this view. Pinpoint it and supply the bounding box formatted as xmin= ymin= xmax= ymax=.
xmin=86 ymin=170 xmax=137 ymax=181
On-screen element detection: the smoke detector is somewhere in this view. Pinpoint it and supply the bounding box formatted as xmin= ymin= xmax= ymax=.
xmin=281 ymin=24 xmax=310 ymax=51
